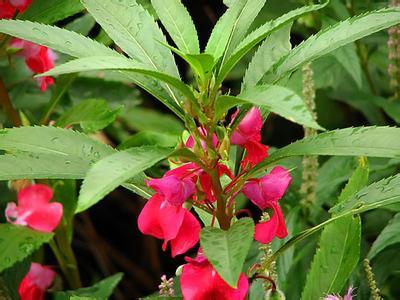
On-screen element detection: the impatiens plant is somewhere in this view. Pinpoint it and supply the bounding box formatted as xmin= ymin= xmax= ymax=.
xmin=1 ymin=0 xmax=400 ymax=299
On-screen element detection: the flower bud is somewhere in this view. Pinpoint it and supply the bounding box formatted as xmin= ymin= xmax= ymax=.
xmin=265 ymin=289 xmax=286 ymax=300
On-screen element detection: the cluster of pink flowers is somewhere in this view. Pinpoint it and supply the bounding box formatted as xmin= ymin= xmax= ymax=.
xmin=1 ymin=0 xmax=56 ymax=91
xmin=4 ymin=184 xmax=63 ymax=299
xmin=138 ymin=107 xmax=292 ymax=299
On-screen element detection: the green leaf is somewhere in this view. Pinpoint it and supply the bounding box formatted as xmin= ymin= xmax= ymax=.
xmin=118 ymin=131 xmax=179 ymax=149
xmin=231 ymin=84 xmax=324 ymax=130
xmin=215 ymin=1 xmax=328 ymax=86
xmin=65 ymin=14 xmax=96 ymax=36
xmin=0 ymin=225 xmax=53 ymax=273
xmin=56 ymin=99 xmax=122 ymax=133
xmin=200 ymin=218 xmax=254 ymax=288
xmin=250 ymin=127 xmax=400 ymax=177
xmin=0 ymin=153 xmax=93 ymax=180
xmin=151 ymin=0 xmax=199 ymax=54
xmin=0 ymin=259 xmax=30 ymax=300
xmin=81 ymin=0 xmax=179 ymax=78
xmin=0 ymin=20 xmax=118 ymax=58
xmin=54 ymin=273 xmax=123 ymax=300
xmin=21 ymin=0 xmax=84 ymax=24
xmin=301 ymin=158 xmax=368 ymax=299
xmin=223 ymin=0 xmax=236 ymax=7
xmin=271 ymin=8 xmax=400 ymax=81
xmin=0 ymin=126 xmax=114 ymax=158
xmin=242 ymin=23 xmax=292 ymax=90
xmin=39 ymin=56 xmax=195 ymax=108
xmin=77 ymin=146 xmax=174 ymax=213
xmin=368 ymin=213 xmax=400 ymax=260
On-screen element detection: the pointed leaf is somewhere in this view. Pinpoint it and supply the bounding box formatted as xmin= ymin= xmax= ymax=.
xmin=242 ymin=23 xmax=292 ymax=90
xmin=301 ymin=158 xmax=368 ymax=299
xmin=0 ymin=225 xmax=53 ymax=273
xmin=151 ymin=0 xmax=199 ymax=54
xmin=200 ymin=218 xmax=254 ymax=288
xmin=271 ymin=8 xmax=400 ymax=81
xmin=77 ymin=146 xmax=174 ymax=213
xmin=216 ymin=1 xmax=328 ymax=86
xmin=368 ymin=213 xmax=400 ymax=260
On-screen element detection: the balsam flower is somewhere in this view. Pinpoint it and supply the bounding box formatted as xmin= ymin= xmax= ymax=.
xmin=5 ymin=184 xmax=63 ymax=233
xmin=9 ymin=38 xmax=57 ymax=91
xmin=230 ymin=107 xmax=269 ymax=167
xmin=324 ymin=286 xmax=354 ymax=300
xmin=0 ymin=0 xmax=31 ymax=19
xmin=18 ymin=262 xmax=55 ymax=300
xmin=138 ymin=194 xmax=200 ymax=257
xmin=242 ymin=166 xmax=291 ymax=244
xmin=180 ymin=250 xmax=249 ymax=300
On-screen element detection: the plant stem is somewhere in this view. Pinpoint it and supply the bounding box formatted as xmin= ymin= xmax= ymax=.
xmin=0 ymin=77 xmax=21 ymax=126
xmin=50 ymin=233 xmax=82 ymax=289
xmin=209 ymin=168 xmax=230 ymax=230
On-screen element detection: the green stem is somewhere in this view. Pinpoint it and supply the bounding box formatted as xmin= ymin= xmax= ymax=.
xmin=210 ymin=168 xmax=230 ymax=230
xmin=0 ymin=77 xmax=21 ymax=126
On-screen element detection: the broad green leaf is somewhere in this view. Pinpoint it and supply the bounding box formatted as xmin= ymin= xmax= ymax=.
xmin=81 ymin=0 xmax=179 ymax=78
xmin=330 ymin=174 xmax=400 ymax=215
xmin=118 ymin=131 xmax=179 ymax=149
xmin=54 ymin=273 xmax=123 ymax=300
xmin=230 ymin=84 xmax=324 ymax=130
xmin=301 ymin=158 xmax=368 ymax=299
xmin=0 ymin=225 xmax=53 ymax=272
xmin=242 ymin=23 xmax=292 ymax=90
xmin=65 ymin=14 xmax=96 ymax=35
xmin=271 ymin=8 xmax=400 ymax=81
xmin=0 ymin=259 xmax=30 ymax=300
xmin=0 ymin=126 xmax=114 ymax=158
xmin=368 ymin=213 xmax=400 ymax=260
xmin=151 ymin=0 xmax=199 ymax=54
xmin=21 ymin=0 xmax=84 ymax=24
xmin=200 ymin=218 xmax=254 ymax=288
xmin=56 ymin=99 xmax=122 ymax=133
xmin=250 ymin=127 xmax=400 ymax=176
xmin=0 ymin=20 xmax=118 ymax=58
xmin=77 ymin=146 xmax=174 ymax=213
xmin=222 ymin=0 xmax=267 ymax=61
xmin=39 ymin=56 xmax=196 ymax=105
xmin=0 ymin=153 xmax=93 ymax=180
xmin=215 ymin=1 xmax=328 ymax=87
xmin=223 ymin=0 xmax=236 ymax=7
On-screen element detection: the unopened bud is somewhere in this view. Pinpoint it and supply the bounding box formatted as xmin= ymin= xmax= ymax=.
xmin=8 ymin=179 xmax=33 ymax=192
xmin=175 ymin=265 xmax=184 ymax=276
xmin=265 ymin=289 xmax=286 ymax=300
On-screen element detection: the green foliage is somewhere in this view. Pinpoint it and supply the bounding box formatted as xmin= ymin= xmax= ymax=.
xmin=301 ymin=158 xmax=369 ymax=299
xmin=118 ymin=131 xmax=179 ymax=149
xmin=0 ymin=259 xmax=30 ymax=300
xmin=77 ymin=146 xmax=173 ymax=213
xmin=54 ymin=273 xmax=123 ymax=300
xmin=0 ymin=225 xmax=53 ymax=273
xmin=151 ymin=0 xmax=199 ymax=54
xmin=270 ymin=8 xmax=400 ymax=81
xmin=200 ymin=218 xmax=254 ymax=288
xmin=21 ymin=0 xmax=84 ymax=24
xmin=368 ymin=213 xmax=400 ymax=260
xmin=56 ymin=99 xmax=122 ymax=133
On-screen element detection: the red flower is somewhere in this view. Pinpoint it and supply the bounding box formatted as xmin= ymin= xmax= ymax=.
xmin=10 ymin=39 xmax=56 ymax=91
xmin=5 ymin=184 xmax=63 ymax=233
xmin=230 ymin=107 xmax=268 ymax=167
xmin=18 ymin=262 xmax=55 ymax=300
xmin=180 ymin=250 xmax=249 ymax=300
xmin=0 ymin=0 xmax=31 ymax=19
xmin=138 ymin=194 xmax=201 ymax=257
xmin=242 ymin=166 xmax=291 ymax=244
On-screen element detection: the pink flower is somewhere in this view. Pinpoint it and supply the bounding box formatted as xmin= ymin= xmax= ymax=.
xmin=0 ymin=0 xmax=31 ymax=19
xmin=147 ymin=175 xmax=196 ymax=206
xmin=5 ymin=184 xmax=63 ymax=233
xmin=10 ymin=38 xmax=56 ymax=91
xmin=230 ymin=108 xmax=268 ymax=167
xmin=198 ymin=163 xmax=234 ymax=203
xmin=242 ymin=166 xmax=291 ymax=244
xmin=138 ymin=194 xmax=201 ymax=257
xmin=180 ymin=250 xmax=249 ymax=300
xmin=186 ymin=127 xmax=218 ymax=151
xmin=324 ymin=286 xmax=354 ymax=300
xmin=18 ymin=262 xmax=55 ymax=300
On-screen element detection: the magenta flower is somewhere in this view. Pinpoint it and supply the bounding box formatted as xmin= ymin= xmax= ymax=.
xmin=180 ymin=250 xmax=249 ymax=300
xmin=18 ymin=262 xmax=55 ymax=300
xmin=0 ymin=0 xmax=31 ymax=19
xmin=324 ymin=286 xmax=354 ymax=300
xmin=5 ymin=184 xmax=63 ymax=233
xmin=138 ymin=194 xmax=201 ymax=257
xmin=186 ymin=127 xmax=218 ymax=151
xmin=230 ymin=107 xmax=269 ymax=167
xmin=242 ymin=166 xmax=291 ymax=244
xmin=147 ymin=175 xmax=196 ymax=206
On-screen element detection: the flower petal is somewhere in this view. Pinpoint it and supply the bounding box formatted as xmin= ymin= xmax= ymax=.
xmin=25 ymin=202 xmax=63 ymax=232
xmin=137 ymin=194 xmax=164 ymax=239
xmin=242 ymin=180 xmax=265 ymax=210
xmin=260 ymin=166 xmax=292 ymax=203
xmin=170 ymin=210 xmax=201 ymax=257
xmin=18 ymin=184 xmax=53 ymax=208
